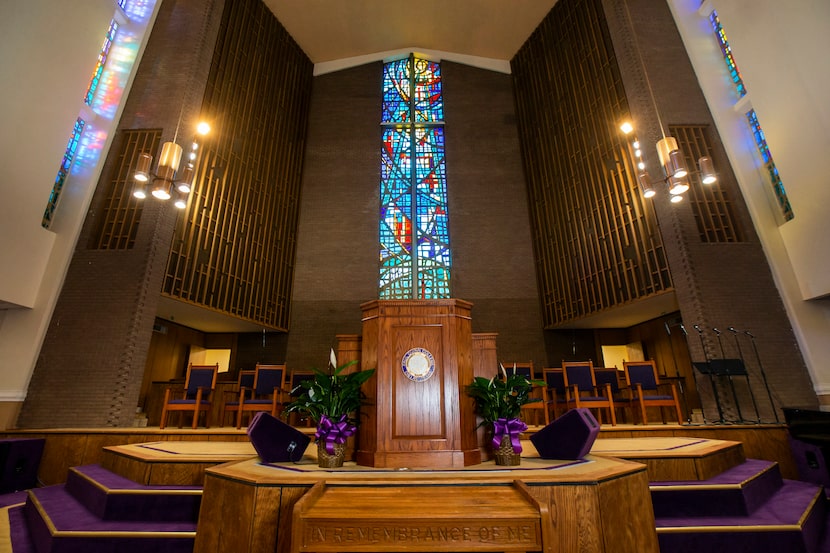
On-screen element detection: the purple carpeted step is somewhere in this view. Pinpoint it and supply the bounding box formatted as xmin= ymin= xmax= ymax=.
xmin=7 ymin=505 xmax=36 ymax=553
xmin=651 ymin=459 xmax=783 ymax=518
xmin=656 ymin=479 xmax=827 ymax=553
xmin=0 ymin=490 xmax=28 ymax=508
xmin=65 ymin=465 xmax=201 ymax=522
xmin=23 ymin=485 xmax=196 ymax=553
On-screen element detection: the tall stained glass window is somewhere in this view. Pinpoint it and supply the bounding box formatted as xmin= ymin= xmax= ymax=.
xmin=746 ymin=110 xmax=793 ymax=221
xmin=708 ymin=9 xmax=793 ymax=222
xmin=43 ymin=118 xmax=86 ymax=227
xmin=84 ymin=19 xmax=119 ymax=106
xmin=379 ymin=55 xmax=451 ymax=299
xmin=709 ymin=11 xmax=746 ymax=100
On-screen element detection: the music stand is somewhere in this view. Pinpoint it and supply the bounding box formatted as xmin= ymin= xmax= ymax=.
xmin=708 ymin=359 xmax=760 ymax=423
xmin=693 ymin=361 xmax=725 ymax=423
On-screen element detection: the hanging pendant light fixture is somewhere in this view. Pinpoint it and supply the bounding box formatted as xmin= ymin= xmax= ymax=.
xmin=621 ymin=122 xmax=715 ymax=203
xmin=132 ymin=121 xmax=210 ymax=208
xmin=618 ymin=3 xmax=717 ymax=203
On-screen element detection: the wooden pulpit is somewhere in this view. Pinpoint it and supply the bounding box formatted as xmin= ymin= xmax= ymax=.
xmin=356 ymin=299 xmax=482 ymax=468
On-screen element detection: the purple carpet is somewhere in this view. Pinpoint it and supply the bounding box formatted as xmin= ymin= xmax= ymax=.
xmin=656 ymin=478 xmax=827 ymax=553
xmin=651 ymin=459 xmax=782 ymax=517
xmin=65 ymin=465 xmax=201 ymax=521
xmin=23 ymin=485 xmax=196 ymax=553
xmin=0 ymin=491 xmax=27 ymax=508
xmin=6 ymin=458 xmax=830 ymax=553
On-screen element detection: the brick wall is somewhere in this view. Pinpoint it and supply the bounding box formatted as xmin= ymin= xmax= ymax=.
xmin=288 ymin=60 xmax=546 ymax=373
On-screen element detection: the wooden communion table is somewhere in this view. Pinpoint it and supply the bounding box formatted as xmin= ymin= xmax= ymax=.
xmin=193 ymin=453 xmax=659 ymax=553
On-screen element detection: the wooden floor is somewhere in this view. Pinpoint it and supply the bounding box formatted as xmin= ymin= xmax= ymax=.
xmin=0 ymin=421 xmax=796 ymax=486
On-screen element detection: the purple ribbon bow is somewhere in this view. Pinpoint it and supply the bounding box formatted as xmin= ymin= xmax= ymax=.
xmin=316 ymin=414 xmax=356 ymax=455
xmin=492 ymin=417 xmax=527 ymax=453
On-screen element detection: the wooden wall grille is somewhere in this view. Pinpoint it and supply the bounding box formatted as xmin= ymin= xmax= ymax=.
xmin=670 ymin=125 xmax=743 ymax=243
xmin=511 ymin=0 xmax=671 ymax=328
xmin=160 ymin=0 xmax=312 ymax=330
xmin=91 ymin=129 xmax=161 ymax=250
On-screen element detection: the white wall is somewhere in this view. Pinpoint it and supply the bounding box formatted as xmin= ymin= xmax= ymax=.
xmin=669 ymin=0 xmax=830 ymax=396
xmin=0 ymin=1 xmax=157 ymax=413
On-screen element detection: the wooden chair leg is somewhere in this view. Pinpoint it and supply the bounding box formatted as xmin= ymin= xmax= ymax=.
xmin=672 ymin=388 xmax=683 ymax=424
xmin=192 ymin=389 xmax=203 ymax=429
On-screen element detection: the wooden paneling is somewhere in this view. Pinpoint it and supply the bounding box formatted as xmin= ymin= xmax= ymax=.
xmin=91 ymin=129 xmax=161 ymax=250
xmin=512 ymin=0 xmax=671 ymax=327
xmin=292 ymin=482 xmax=544 ymax=552
xmin=159 ymin=0 xmax=313 ymax=331
xmin=357 ymin=300 xmax=480 ymax=468
xmin=195 ymin=455 xmax=657 ymax=553
xmin=673 ymin=125 xmax=743 ymax=243
xmin=393 ymin=325 xmax=444 ymax=438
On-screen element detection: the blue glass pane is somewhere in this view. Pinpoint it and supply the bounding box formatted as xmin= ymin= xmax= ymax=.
xmin=710 ymin=11 xmax=747 ymax=99
xmin=413 ymin=58 xmax=443 ymax=123
xmin=414 ymin=127 xmax=451 ymax=298
xmin=85 ymin=20 xmax=118 ymax=106
xmin=745 ymin=109 xmax=793 ymax=221
xmin=43 ymin=118 xmax=86 ymax=227
xmin=381 ymin=59 xmax=411 ymax=124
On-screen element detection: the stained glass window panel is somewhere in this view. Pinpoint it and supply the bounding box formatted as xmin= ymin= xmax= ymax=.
xmin=414 ymin=127 xmax=450 ymax=298
xmin=84 ymin=19 xmax=118 ymax=106
xmin=43 ymin=118 xmax=86 ymax=228
xmin=710 ymin=11 xmax=747 ymax=99
xmin=746 ymin=109 xmax=793 ymax=221
xmin=379 ymin=55 xmax=451 ymax=299
xmin=381 ymin=59 xmax=411 ymax=124
xmin=380 ymin=127 xmax=414 ymax=299
xmin=413 ymin=58 xmax=443 ymax=122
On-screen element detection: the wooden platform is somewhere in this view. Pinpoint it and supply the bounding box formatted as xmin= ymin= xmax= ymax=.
xmin=570 ymin=436 xmax=744 ymax=481
xmin=98 ymin=434 xmax=746 ymax=489
xmin=194 ymin=454 xmax=658 ymax=553
xmin=0 ymin=422 xmax=796 ymax=485
xmin=101 ymin=441 xmax=258 ymax=485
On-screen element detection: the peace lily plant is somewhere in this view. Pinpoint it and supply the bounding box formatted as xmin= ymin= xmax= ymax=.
xmin=284 ymin=349 xmax=375 ymax=460
xmin=467 ymin=364 xmax=544 ymax=459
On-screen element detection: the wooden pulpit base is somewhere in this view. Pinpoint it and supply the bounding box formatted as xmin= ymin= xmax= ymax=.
xmin=193 ymin=455 xmax=660 ymax=553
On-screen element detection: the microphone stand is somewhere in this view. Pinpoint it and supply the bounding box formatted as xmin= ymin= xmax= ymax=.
xmin=746 ymin=330 xmax=780 ymax=423
xmin=714 ymin=327 xmax=744 ymax=423
xmin=679 ymin=324 xmax=703 ymax=424
xmin=666 ymin=322 xmax=691 ymax=424
xmin=728 ymin=327 xmax=761 ymax=423
xmin=694 ymin=324 xmax=725 ymax=423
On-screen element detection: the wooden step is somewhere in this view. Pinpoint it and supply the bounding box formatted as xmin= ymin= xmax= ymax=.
xmin=291 ymin=480 xmax=551 ymax=553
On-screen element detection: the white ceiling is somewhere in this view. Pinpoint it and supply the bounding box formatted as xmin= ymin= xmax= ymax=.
xmin=262 ymin=0 xmax=558 ymax=74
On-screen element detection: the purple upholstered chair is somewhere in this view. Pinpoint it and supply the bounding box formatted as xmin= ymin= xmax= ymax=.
xmin=233 ymin=364 xmax=287 ymax=428
xmin=542 ymin=368 xmax=568 ymax=421
xmin=594 ymin=367 xmax=630 ymax=423
xmin=221 ymin=370 xmax=255 ymax=426
xmin=562 ymin=361 xmax=617 ymax=426
xmin=623 ymin=360 xmax=682 ymax=425
xmin=159 ymin=363 xmax=218 ymax=429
